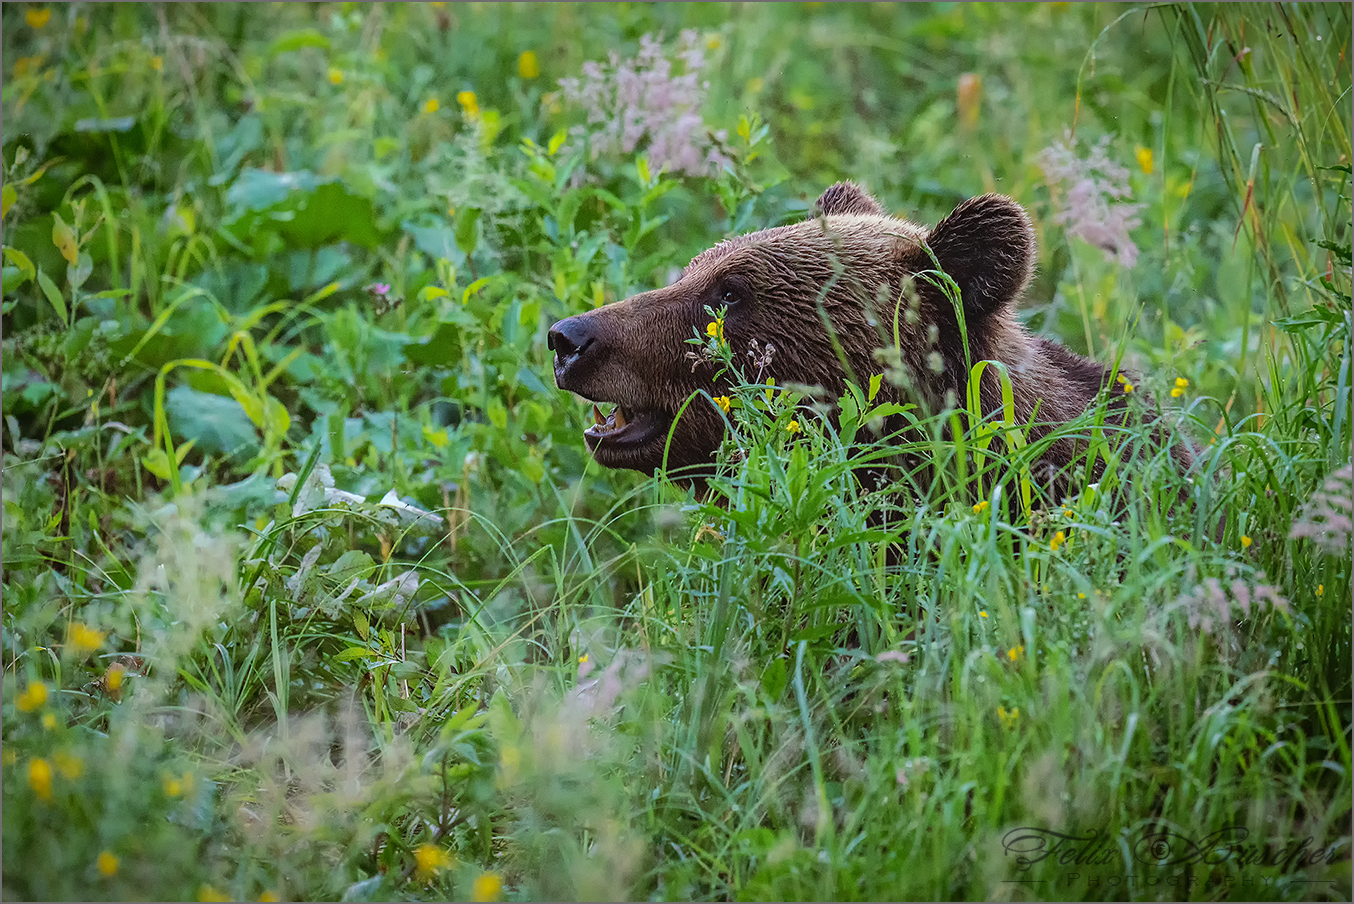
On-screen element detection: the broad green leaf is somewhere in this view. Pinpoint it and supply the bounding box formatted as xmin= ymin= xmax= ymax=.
xmin=267 ymin=29 xmax=330 ymax=57
xmin=37 ymin=269 xmax=67 ymax=323
xmin=4 ymin=246 xmax=35 ymax=283
xmin=454 ymin=207 xmax=481 ymax=256
xmin=487 ymin=398 xmax=508 ymax=430
xmin=1 ymin=185 xmax=15 ymax=218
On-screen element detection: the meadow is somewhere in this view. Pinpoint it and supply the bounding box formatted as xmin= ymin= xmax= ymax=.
xmin=2 ymin=3 xmax=1350 ymax=901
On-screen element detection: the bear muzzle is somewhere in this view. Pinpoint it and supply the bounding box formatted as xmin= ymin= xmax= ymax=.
xmin=549 ymin=312 xmax=678 ymax=468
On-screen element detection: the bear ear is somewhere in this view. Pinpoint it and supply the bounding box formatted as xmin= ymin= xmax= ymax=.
xmin=924 ymin=194 xmax=1035 ymax=317
xmin=814 ymin=181 xmax=887 ymax=218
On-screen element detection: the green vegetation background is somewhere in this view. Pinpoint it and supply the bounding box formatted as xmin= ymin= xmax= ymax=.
xmin=2 ymin=3 xmax=1350 ymax=901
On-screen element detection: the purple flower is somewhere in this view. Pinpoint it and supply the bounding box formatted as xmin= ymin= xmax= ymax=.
xmin=367 ymin=282 xmax=391 ymax=297
xmin=558 ymin=30 xmax=729 ymax=178
xmin=1038 ymin=131 xmax=1143 ymax=268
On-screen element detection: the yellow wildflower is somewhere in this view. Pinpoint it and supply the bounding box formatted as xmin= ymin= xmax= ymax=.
xmin=518 ymin=51 xmax=539 ymax=79
xmin=1317 ymin=584 xmax=1324 ymax=597
xmin=786 ymin=420 xmax=802 ymax=435
xmin=1121 ymin=381 xmax=1134 ymax=393
xmin=67 ymin=622 xmax=105 ymax=657
xmin=747 ymin=77 xmax=765 ymax=93
xmin=28 ymin=758 xmax=53 ymax=801
xmin=1241 ymin=535 xmax=1253 ymax=548
xmin=972 ymin=500 xmax=990 ymax=514
xmin=1007 ymin=645 xmax=1025 ymax=662
xmin=105 ymin=663 xmax=125 ymax=692
xmin=259 ymin=892 xmax=280 ymax=903
xmin=42 ymin=712 xmax=57 ymax=730
xmin=151 ymin=55 xmax=163 ymax=72
xmin=53 ymin=750 xmax=83 ymax=779
xmin=1050 ymin=530 xmax=1066 ymax=552
xmin=97 ymin=851 xmax=120 ymax=877
xmin=705 ymin=319 xmax=723 ymax=341
xmin=997 ymin=705 xmax=1020 ymax=729
xmin=165 ymin=775 xmax=183 ymax=797
xmin=706 ymin=35 xmax=722 ymax=51
xmin=713 ymin=395 xmax=732 ymax=414
xmin=457 ymin=90 xmax=479 ymax=117
xmin=1135 ymin=145 xmax=1154 ymax=175
xmin=328 ymin=67 xmax=344 ymax=85
xmin=27 ymin=8 xmax=51 ymax=28
xmin=1078 ymin=591 xmax=1086 ymax=599
xmin=578 ymin=653 xmax=589 ymax=664
xmin=423 ymin=97 xmax=441 ymax=114
xmin=979 ymin=610 xmax=988 ymax=618
xmin=1175 ymin=377 xmax=1189 ymax=388
xmin=17 ymin=681 xmax=49 ymax=712
xmin=472 ymin=871 xmax=504 ymax=902
xmin=198 ymin=884 xmax=231 ymax=902
xmin=1170 ymin=386 xmax=1184 ymax=398
xmin=414 ymin=843 xmax=455 ymax=882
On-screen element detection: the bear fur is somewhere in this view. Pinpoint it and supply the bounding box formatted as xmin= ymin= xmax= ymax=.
xmin=548 ymin=182 xmax=1192 ymax=497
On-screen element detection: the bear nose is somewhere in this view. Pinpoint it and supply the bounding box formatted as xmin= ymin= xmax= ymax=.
xmin=548 ymin=316 xmax=599 ymax=387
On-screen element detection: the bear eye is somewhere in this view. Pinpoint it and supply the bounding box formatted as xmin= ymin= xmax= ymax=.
xmin=717 ymin=275 xmax=751 ymax=307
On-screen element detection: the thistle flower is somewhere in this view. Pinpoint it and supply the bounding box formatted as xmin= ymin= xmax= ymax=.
xmin=1038 ymin=131 xmax=1144 ymax=268
xmin=558 ymin=30 xmax=730 ymax=177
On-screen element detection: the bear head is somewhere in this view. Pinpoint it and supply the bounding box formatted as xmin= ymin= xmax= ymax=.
xmin=548 ymin=182 xmax=1042 ymax=477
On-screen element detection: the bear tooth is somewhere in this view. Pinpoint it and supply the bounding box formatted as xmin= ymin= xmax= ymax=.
xmin=593 ymin=404 xmax=605 ymax=426
xmin=613 ymin=408 xmax=627 ymax=429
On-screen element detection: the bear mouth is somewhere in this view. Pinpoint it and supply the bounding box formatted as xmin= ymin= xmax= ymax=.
xmin=582 ymin=404 xmax=668 ymax=460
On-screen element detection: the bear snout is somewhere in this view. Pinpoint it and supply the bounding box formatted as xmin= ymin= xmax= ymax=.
xmin=548 ymin=315 xmax=602 ymax=390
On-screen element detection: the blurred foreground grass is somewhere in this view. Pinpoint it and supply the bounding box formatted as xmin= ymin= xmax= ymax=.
xmin=2 ymin=3 xmax=1350 ymax=901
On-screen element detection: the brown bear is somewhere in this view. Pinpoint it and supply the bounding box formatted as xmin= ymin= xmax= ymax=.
xmin=548 ymin=182 xmax=1192 ymax=497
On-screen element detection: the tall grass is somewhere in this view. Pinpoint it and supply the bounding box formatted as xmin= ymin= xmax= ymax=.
xmin=2 ymin=3 xmax=1349 ymax=901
